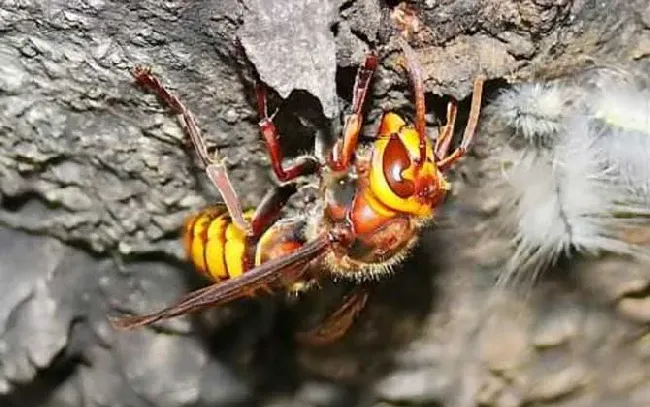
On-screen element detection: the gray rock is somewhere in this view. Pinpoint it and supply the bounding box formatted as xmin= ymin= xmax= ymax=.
xmin=239 ymin=0 xmax=339 ymax=119
xmin=1 ymin=0 xmax=650 ymax=407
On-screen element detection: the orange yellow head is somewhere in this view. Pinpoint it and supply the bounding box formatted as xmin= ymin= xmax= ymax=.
xmin=369 ymin=112 xmax=450 ymax=218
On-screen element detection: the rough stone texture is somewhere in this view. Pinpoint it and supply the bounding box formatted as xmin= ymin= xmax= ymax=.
xmin=239 ymin=0 xmax=339 ymax=118
xmin=0 ymin=0 xmax=649 ymax=407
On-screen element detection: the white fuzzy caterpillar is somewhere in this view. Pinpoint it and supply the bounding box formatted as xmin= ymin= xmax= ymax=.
xmin=484 ymin=67 xmax=650 ymax=287
xmin=587 ymin=75 xmax=650 ymax=200
xmin=484 ymin=81 xmax=568 ymax=147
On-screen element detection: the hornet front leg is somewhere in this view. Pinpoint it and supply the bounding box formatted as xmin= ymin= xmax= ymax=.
xmin=256 ymin=84 xmax=321 ymax=183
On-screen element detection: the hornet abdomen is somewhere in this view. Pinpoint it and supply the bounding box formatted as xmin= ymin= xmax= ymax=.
xmin=183 ymin=205 xmax=311 ymax=287
xmin=183 ymin=206 xmax=256 ymax=282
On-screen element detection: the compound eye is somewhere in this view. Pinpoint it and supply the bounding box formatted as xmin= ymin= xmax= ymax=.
xmin=382 ymin=135 xmax=415 ymax=198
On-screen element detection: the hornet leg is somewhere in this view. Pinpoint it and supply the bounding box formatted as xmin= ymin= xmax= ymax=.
xmin=131 ymin=66 xmax=253 ymax=235
xmin=437 ymin=76 xmax=485 ymax=171
xmin=295 ymin=288 xmax=370 ymax=346
xmin=256 ymin=85 xmax=320 ymax=182
xmin=327 ymin=52 xmax=379 ymax=172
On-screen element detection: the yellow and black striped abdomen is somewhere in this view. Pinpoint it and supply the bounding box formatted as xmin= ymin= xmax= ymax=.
xmin=183 ymin=206 xmax=255 ymax=282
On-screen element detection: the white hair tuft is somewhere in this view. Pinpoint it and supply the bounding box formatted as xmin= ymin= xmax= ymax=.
xmin=485 ymin=82 xmax=569 ymax=148
xmin=485 ymin=67 xmax=650 ymax=288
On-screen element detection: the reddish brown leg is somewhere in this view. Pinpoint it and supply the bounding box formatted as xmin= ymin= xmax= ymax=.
xmin=256 ymin=85 xmax=320 ymax=183
xmin=327 ymin=52 xmax=379 ymax=172
xmin=434 ymin=100 xmax=458 ymax=161
xmin=295 ymin=289 xmax=370 ymax=346
xmin=131 ymin=66 xmax=253 ymax=235
xmin=250 ymin=183 xmax=298 ymax=236
xmin=396 ymin=38 xmax=427 ymax=168
xmin=437 ymin=76 xmax=485 ymax=172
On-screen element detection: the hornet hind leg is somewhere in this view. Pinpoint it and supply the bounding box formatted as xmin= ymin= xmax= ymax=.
xmin=131 ymin=66 xmax=253 ymax=235
xmin=295 ymin=288 xmax=370 ymax=346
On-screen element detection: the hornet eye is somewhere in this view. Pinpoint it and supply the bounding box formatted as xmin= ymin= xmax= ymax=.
xmin=383 ymin=135 xmax=415 ymax=198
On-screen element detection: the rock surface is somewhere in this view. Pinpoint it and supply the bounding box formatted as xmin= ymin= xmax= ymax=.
xmin=1 ymin=0 xmax=649 ymax=406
